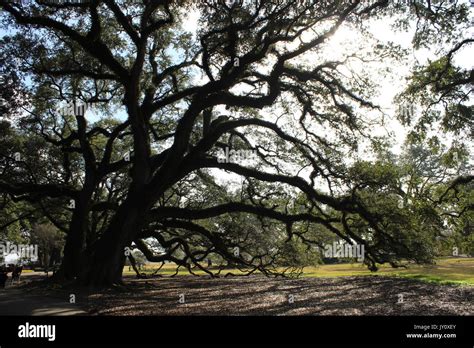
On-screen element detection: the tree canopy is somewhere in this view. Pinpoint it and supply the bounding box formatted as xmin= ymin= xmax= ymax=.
xmin=0 ymin=0 xmax=472 ymax=286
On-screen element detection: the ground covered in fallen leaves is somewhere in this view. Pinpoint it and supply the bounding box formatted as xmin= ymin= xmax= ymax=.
xmin=79 ymin=275 xmax=473 ymax=316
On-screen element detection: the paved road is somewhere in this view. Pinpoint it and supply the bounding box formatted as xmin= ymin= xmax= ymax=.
xmin=0 ymin=273 xmax=88 ymax=316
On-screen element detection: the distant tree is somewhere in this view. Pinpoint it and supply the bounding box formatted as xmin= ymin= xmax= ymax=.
xmin=30 ymin=223 xmax=65 ymax=269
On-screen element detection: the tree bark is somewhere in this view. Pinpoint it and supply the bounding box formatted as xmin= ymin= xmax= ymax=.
xmin=57 ymin=219 xmax=85 ymax=280
xmin=78 ymin=191 xmax=147 ymax=287
xmin=55 ymin=185 xmax=95 ymax=281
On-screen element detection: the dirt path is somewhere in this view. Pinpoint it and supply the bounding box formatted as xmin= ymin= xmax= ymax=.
xmin=0 ymin=273 xmax=87 ymax=316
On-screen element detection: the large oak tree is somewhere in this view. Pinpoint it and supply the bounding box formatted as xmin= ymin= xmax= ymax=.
xmin=0 ymin=0 xmax=472 ymax=286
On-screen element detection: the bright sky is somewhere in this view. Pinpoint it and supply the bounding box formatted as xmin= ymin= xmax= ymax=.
xmin=183 ymin=4 xmax=472 ymax=155
xmin=181 ymin=4 xmax=473 ymax=186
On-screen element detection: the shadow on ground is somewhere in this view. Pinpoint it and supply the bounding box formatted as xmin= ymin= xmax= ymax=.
xmin=0 ymin=273 xmax=87 ymax=316
xmin=81 ymin=275 xmax=473 ymax=316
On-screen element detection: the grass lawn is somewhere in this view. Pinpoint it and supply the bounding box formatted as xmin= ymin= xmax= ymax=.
xmin=302 ymin=257 xmax=474 ymax=285
xmin=123 ymin=257 xmax=474 ymax=285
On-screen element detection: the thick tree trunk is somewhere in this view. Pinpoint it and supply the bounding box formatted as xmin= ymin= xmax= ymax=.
xmin=78 ymin=192 xmax=147 ymax=287
xmin=57 ymin=221 xmax=85 ymax=280
xmin=75 ymin=95 xmax=154 ymax=287
xmin=55 ymin=184 xmax=95 ymax=282
xmin=80 ymin=240 xmax=127 ymax=286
